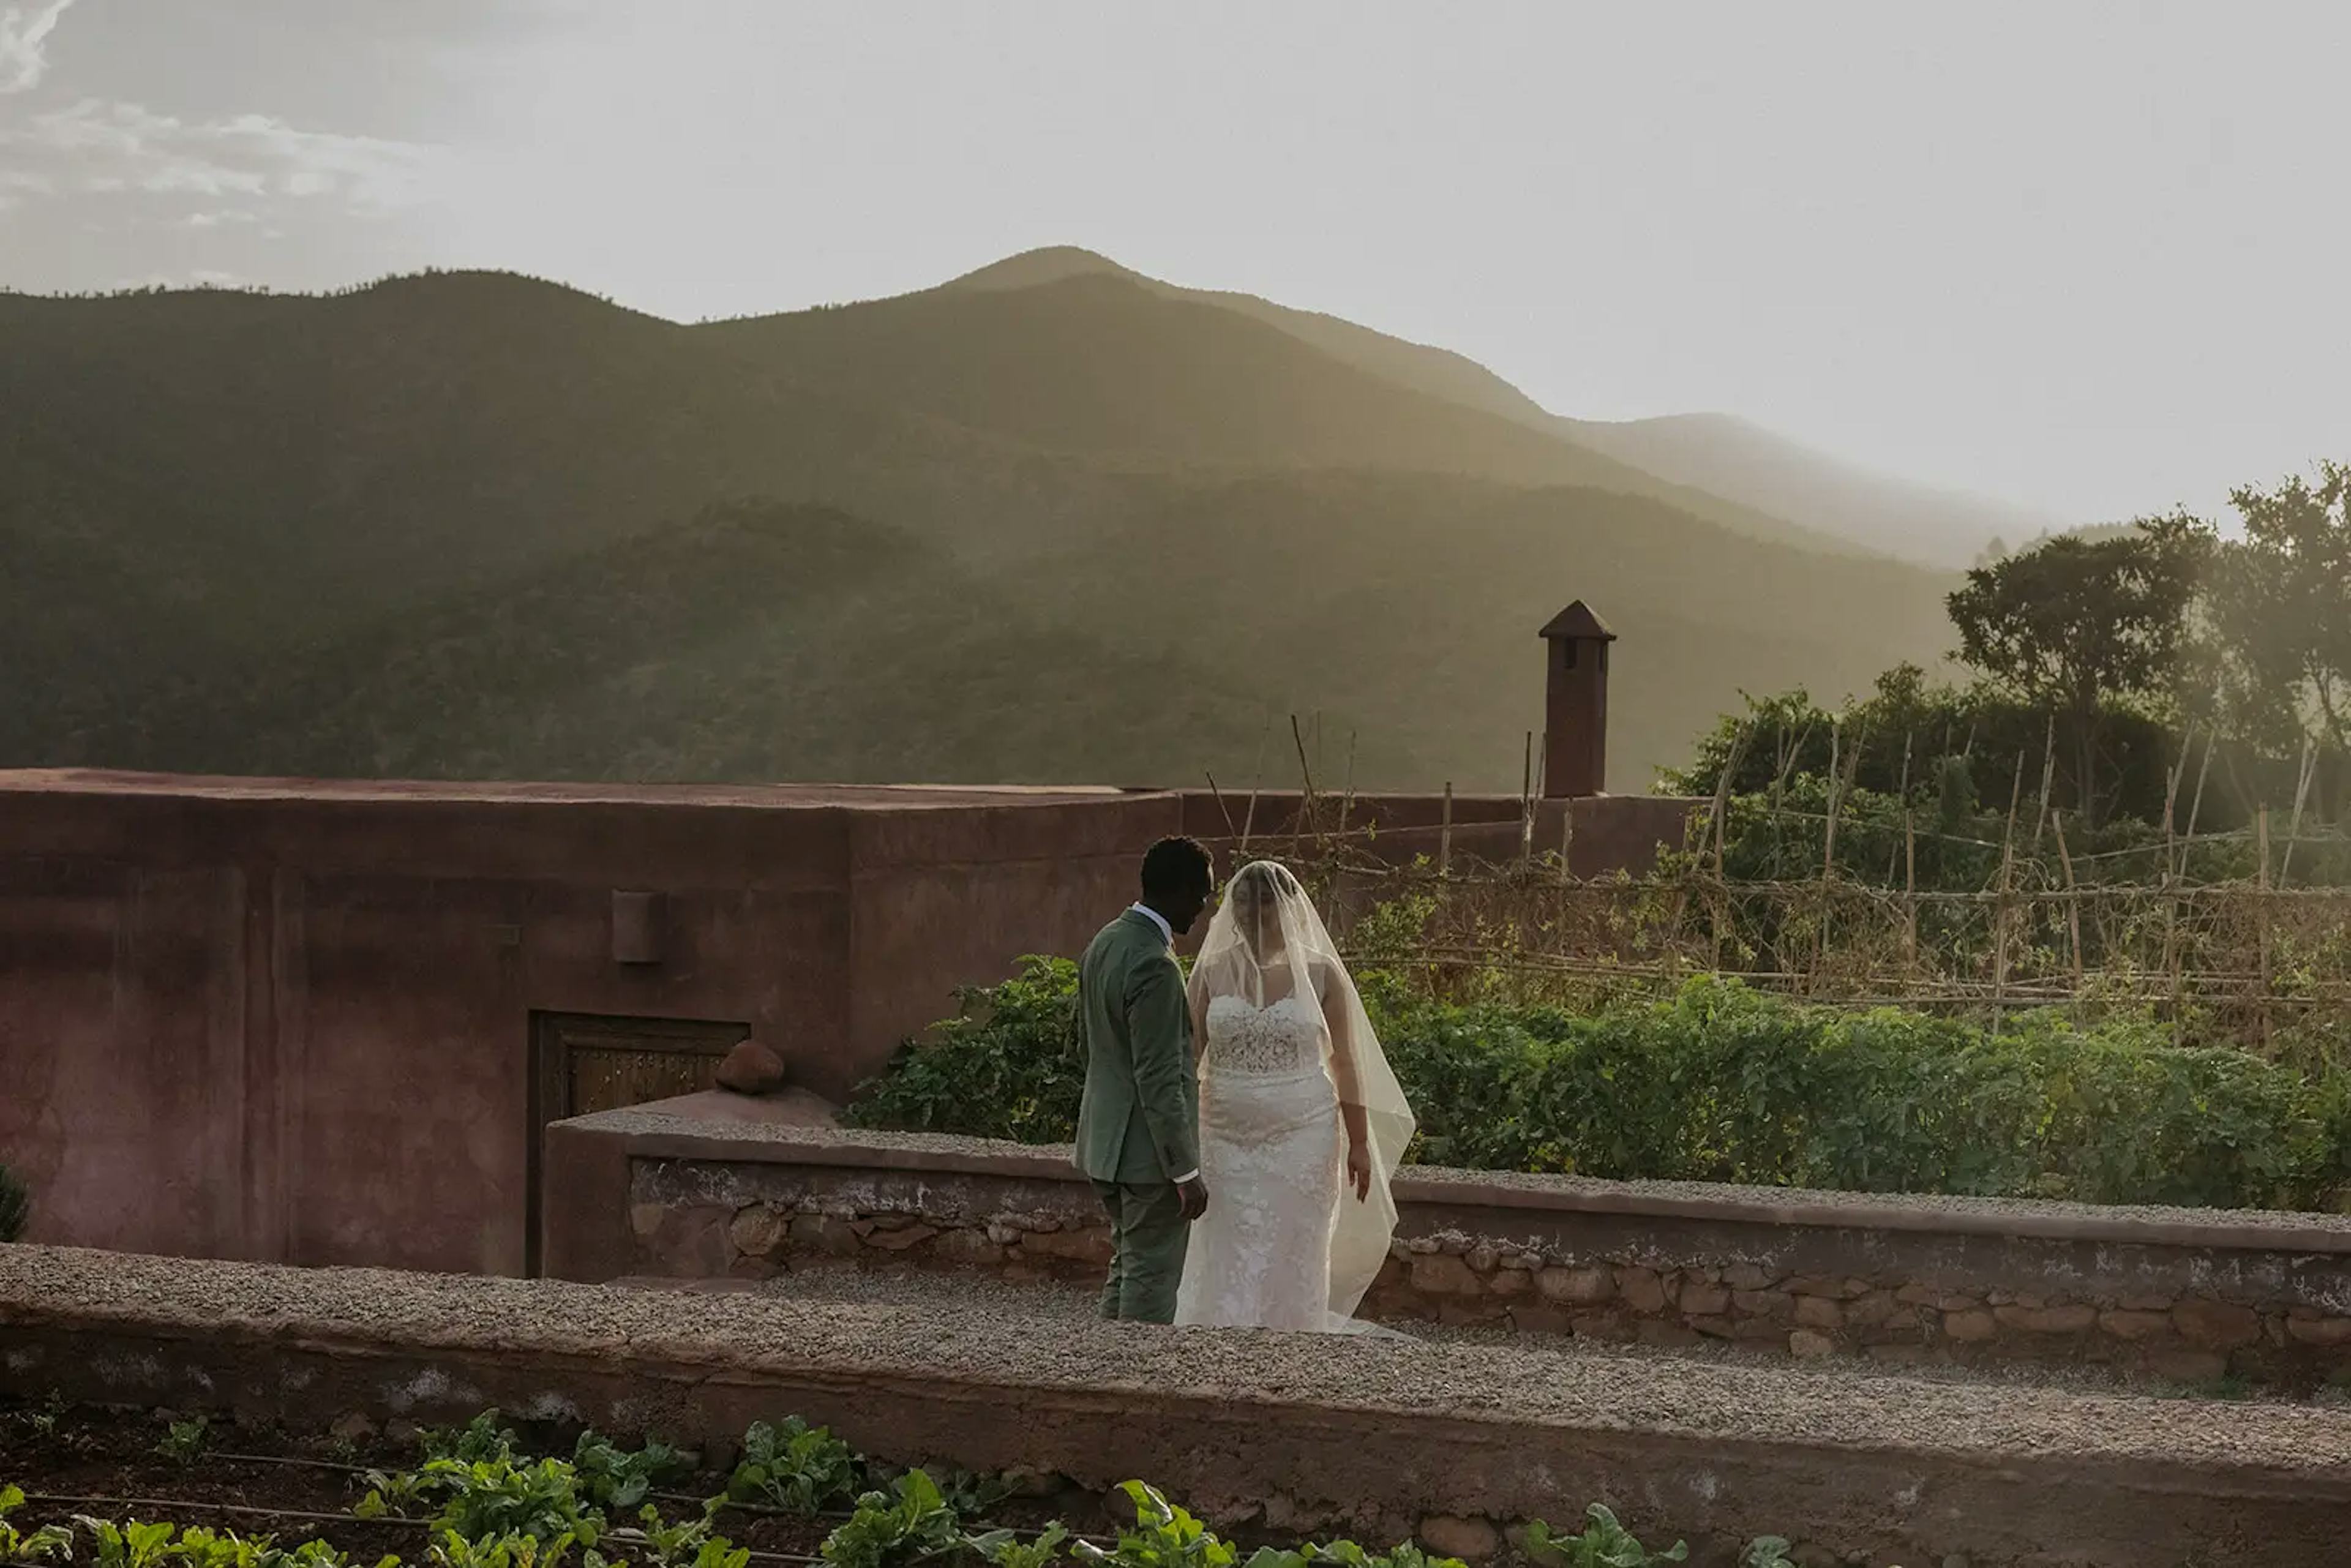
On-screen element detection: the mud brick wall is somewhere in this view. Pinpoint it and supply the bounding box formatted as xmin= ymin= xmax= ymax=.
xmin=588 ymin=1119 xmax=2351 ymax=1393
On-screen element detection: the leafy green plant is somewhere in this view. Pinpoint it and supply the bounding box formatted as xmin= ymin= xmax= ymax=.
xmin=263 ymin=1544 xmax=400 ymax=1568
xmin=9 ymin=1390 xmax=66 ymax=1439
xmin=569 ymin=1430 xmax=685 ymax=1512
xmin=1738 ymin=1540 xmax=1794 ymax=1568
xmin=354 ymin=1466 xmax=435 ymax=1519
xmin=0 ymin=1163 xmax=29 ymax=1244
xmin=422 ymin=1529 xmax=590 ymax=1568
xmin=1304 ymin=1542 xmax=1463 ymax=1568
xmin=820 ymin=1471 xmax=962 ymax=1568
xmin=1523 ymin=1507 xmax=1688 ymax=1568
xmin=936 ymin=1469 xmax=1011 ymax=1520
xmin=419 ymin=1456 xmax=604 ymax=1548
xmin=969 ymin=1521 xmax=1070 ymax=1568
xmin=1 ymin=1485 xmax=75 ymax=1562
xmin=844 ymin=956 xmax=1086 ymax=1141
xmin=168 ymin=1525 xmax=277 ymax=1568
xmin=727 ymin=1417 xmax=864 ymax=1514
xmin=156 ymin=1417 xmax=211 ymax=1466
xmin=1074 ymin=1482 xmax=1235 ymax=1568
xmin=419 ymin=1414 xmax=519 ymax=1467
xmin=76 ymin=1517 xmax=184 ymax=1568
xmin=618 ymin=1503 xmax=749 ymax=1568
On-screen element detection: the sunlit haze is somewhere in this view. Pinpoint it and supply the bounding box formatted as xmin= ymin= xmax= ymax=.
xmin=4 ymin=1 xmax=2345 ymax=526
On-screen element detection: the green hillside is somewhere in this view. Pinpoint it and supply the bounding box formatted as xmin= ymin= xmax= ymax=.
xmin=928 ymin=247 xmax=2062 ymax=566
xmin=701 ymin=270 xmax=1845 ymax=555
xmin=0 ymin=261 xmax=1962 ymax=792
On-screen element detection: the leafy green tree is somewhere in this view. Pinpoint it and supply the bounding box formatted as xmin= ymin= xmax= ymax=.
xmin=1944 ymin=516 xmax=2208 ymax=824
xmin=2205 ymin=462 xmax=2351 ymax=758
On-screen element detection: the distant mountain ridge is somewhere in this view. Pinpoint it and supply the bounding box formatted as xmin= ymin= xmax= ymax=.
xmin=0 ymin=252 xmax=1967 ymax=792
xmin=936 ymin=246 xmax=2061 ymax=567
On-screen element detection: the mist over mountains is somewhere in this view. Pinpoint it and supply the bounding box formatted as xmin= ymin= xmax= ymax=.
xmin=0 ymin=247 xmax=1997 ymax=792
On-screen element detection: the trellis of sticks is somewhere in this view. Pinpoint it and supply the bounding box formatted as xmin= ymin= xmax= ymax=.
xmin=1205 ymin=715 xmax=2351 ymax=1059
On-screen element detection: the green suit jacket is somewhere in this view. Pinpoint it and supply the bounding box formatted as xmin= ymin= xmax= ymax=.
xmin=1073 ymin=909 xmax=1201 ymax=1185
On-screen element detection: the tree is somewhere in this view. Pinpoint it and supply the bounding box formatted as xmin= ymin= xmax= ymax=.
xmin=1944 ymin=516 xmax=2208 ymax=823
xmin=2206 ymin=462 xmax=2351 ymax=759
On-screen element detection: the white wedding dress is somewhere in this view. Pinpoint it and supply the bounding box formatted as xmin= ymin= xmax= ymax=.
xmin=1171 ymin=862 xmax=1416 ymax=1336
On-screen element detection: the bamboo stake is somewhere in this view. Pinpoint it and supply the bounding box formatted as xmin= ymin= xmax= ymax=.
xmin=2256 ymin=805 xmax=2273 ymax=1048
xmin=1519 ymin=731 xmax=1535 ymax=867
xmin=1902 ymin=807 xmax=1919 ymax=977
xmin=1239 ymin=711 xmax=1270 ymax=852
xmin=2171 ymin=727 xmax=2217 ymax=1041
xmin=1204 ymin=771 xmax=1237 ymax=840
xmin=1884 ymin=731 xmax=1914 ymax=884
xmin=1816 ymin=722 xmax=1865 ymax=990
xmin=2159 ymin=726 xmax=2190 ymax=1035
xmin=1821 ymin=719 xmax=1846 ymax=877
xmin=2030 ymin=712 xmax=2057 ymax=855
xmin=1558 ymin=798 xmax=1576 ymax=885
xmin=2177 ymin=727 xmax=2218 ymax=882
xmin=1706 ymin=723 xmax=1753 ymax=867
xmin=2052 ymin=810 xmax=2084 ymax=991
xmin=1335 ymin=731 xmax=1359 ymax=842
xmin=2281 ymin=736 xmax=2317 ymax=883
xmin=1704 ymin=724 xmax=1753 ymax=972
xmin=1992 ymin=789 xmax=2017 ymax=1032
xmin=1289 ymin=713 xmax=1318 ymax=859
xmin=1438 ymin=781 xmax=1454 ymax=877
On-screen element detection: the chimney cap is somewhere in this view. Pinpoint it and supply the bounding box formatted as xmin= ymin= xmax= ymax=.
xmin=1538 ymin=600 xmax=1617 ymax=642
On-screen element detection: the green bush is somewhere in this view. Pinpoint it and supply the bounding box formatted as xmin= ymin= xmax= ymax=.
xmin=844 ymin=956 xmax=1085 ymax=1142
xmin=851 ymin=967 xmax=2351 ymax=1212
xmin=0 ymin=1164 xmax=27 ymax=1244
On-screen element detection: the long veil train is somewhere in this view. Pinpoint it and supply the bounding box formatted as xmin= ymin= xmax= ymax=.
xmin=1179 ymin=860 xmax=1416 ymax=1331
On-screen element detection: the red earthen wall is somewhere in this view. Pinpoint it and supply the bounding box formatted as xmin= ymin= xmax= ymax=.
xmin=0 ymin=772 xmax=1692 ymax=1278
xmin=0 ymin=773 xmax=1173 ymax=1275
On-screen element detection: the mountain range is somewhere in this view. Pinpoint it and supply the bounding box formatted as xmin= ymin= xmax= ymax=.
xmin=0 ymin=246 xmax=2022 ymax=792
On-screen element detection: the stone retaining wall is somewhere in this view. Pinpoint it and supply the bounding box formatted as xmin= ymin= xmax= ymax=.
xmin=558 ymin=1112 xmax=2351 ymax=1394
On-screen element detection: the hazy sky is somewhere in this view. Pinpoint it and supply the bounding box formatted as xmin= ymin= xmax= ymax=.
xmin=3 ymin=1 xmax=2344 ymax=527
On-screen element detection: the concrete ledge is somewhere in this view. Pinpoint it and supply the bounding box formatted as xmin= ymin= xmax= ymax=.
xmin=4 ymin=1246 xmax=2350 ymax=1567
xmin=557 ymin=1110 xmax=2351 ymax=1254
xmin=547 ymin=1115 xmax=2351 ymax=1390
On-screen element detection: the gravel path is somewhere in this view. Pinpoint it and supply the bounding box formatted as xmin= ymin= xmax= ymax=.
xmin=10 ymin=1244 xmax=2351 ymax=1480
xmin=637 ymin=1260 xmax=2351 ymax=1407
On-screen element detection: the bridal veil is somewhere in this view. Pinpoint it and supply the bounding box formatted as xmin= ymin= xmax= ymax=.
xmin=1185 ymin=859 xmax=1416 ymax=1324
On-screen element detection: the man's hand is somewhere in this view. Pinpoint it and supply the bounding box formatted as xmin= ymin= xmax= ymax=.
xmin=1177 ymin=1176 xmax=1210 ymax=1221
xmin=1345 ymin=1138 xmax=1374 ymax=1202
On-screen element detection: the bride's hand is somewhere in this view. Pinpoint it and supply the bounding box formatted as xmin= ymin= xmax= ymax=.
xmin=1346 ymin=1138 xmax=1373 ymax=1202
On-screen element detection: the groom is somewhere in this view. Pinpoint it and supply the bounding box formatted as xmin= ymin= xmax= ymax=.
xmin=1074 ymin=835 xmax=1216 ymax=1322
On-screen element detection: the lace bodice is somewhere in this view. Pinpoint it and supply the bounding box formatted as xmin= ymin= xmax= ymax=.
xmin=1202 ymin=993 xmax=1324 ymax=1076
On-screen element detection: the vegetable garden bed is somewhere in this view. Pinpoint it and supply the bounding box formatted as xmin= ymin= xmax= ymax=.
xmin=0 ymin=1402 xmax=1762 ymax=1568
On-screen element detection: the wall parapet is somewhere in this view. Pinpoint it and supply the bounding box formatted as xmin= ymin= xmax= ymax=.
xmin=548 ymin=1109 xmax=2351 ymax=1390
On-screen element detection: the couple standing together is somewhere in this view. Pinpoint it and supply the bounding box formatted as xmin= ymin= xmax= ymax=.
xmin=1073 ymin=837 xmax=1417 ymax=1332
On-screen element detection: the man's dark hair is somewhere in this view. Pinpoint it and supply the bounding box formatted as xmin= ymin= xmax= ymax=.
xmin=1139 ymin=836 xmax=1213 ymax=902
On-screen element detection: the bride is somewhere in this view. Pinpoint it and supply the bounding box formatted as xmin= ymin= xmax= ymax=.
xmin=1174 ymin=860 xmax=1417 ymax=1333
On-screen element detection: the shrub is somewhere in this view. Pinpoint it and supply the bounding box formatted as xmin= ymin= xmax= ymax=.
xmin=844 ymin=956 xmax=1084 ymax=1142
xmin=852 ymin=966 xmax=2351 ymax=1212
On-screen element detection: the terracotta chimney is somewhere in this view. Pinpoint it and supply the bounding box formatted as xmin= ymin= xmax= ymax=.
xmin=1539 ymin=601 xmax=1615 ymax=798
